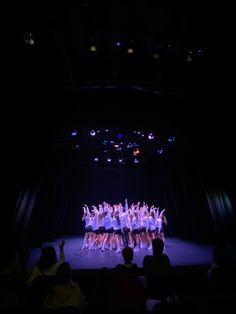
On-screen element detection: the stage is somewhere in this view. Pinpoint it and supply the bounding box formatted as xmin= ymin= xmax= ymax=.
xmin=28 ymin=236 xmax=213 ymax=270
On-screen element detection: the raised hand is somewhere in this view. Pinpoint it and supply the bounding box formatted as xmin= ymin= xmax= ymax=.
xmin=59 ymin=239 xmax=65 ymax=250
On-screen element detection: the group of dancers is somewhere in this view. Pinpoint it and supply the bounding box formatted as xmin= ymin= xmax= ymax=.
xmin=81 ymin=199 xmax=167 ymax=253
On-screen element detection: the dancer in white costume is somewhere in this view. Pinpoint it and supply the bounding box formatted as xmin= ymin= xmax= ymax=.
xmin=81 ymin=201 xmax=167 ymax=251
xmin=157 ymin=209 xmax=168 ymax=244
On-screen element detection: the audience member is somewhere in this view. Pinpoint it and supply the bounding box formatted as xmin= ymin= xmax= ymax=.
xmin=115 ymin=247 xmax=138 ymax=273
xmin=44 ymin=262 xmax=86 ymax=312
xmin=143 ymin=238 xmax=172 ymax=302
xmin=27 ymin=239 xmax=65 ymax=285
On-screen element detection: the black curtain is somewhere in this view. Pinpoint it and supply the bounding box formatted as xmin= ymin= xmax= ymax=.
xmin=11 ymin=90 xmax=235 ymax=248
xmin=19 ymin=146 xmax=227 ymax=247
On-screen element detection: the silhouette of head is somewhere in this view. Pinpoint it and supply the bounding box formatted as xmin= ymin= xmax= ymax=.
xmin=37 ymin=245 xmax=57 ymax=271
xmin=122 ymin=247 xmax=134 ymax=264
xmin=152 ymin=238 xmax=164 ymax=255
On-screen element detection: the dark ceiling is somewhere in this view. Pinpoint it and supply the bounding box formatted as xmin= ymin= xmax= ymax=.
xmin=0 ymin=3 xmax=234 ymax=154
xmin=0 ymin=4 xmax=234 ymax=94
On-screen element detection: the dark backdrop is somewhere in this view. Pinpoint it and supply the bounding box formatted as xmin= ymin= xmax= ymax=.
xmin=3 ymin=88 xmax=235 ymax=248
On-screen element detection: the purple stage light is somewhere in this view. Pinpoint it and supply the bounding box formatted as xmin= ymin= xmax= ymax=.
xmin=71 ymin=130 xmax=77 ymax=136
xmin=90 ymin=130 xmax=96 ymax=136
xmin=148 ymin=133 xmax=154 ymax=140
xmin=168 ymin=136 xmax=175 ymax=143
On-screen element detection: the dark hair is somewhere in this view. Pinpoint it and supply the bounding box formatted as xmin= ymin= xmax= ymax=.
xmin=122 ymin=247 xmax=133 ymax=264
xmin=115 ymin=211 xmax=120 ymax=225
xmin=152 ymin=238 xmax=164 ymax=256
xmin=54 ymin=262 xmax=72 ymax=285
xmin=37 ymin=246 xmax=57 ymax=271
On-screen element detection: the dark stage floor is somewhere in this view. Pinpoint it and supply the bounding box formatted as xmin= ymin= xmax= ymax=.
xmin=28 ymin=236 xmax=213 ymax=270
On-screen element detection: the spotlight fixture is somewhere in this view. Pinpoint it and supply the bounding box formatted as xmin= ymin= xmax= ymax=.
xmin=71 ymin=130 xmax=77 ymax=136
xmin=167 ymin=136 xmax=175 ymax=143
xmin=89 ymin=45 xmax=97 ymax=52
xmin=23 ymin=32 xmax=35 ymax=45
xmin=186 ymin=55 xmax=192 ymax=62
xmin=133 ymin=147 xmax=140 ymax=156
xmin=90 ymin=130 xmax=96 ymax=136
xmin=59 ymin=126 xmax=178 ymax=167
xmin=153 ymin=53 xmax=160 ymax=59
xmin=117 ymin=133 xmax=122 ymax=139
xmin=127 ymin=48 xmax=134 ymax=54
xmin=148 ymin=133 xmax=154 ymax=140
xmin=196 ymin=48 xmax=204 ymax=56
